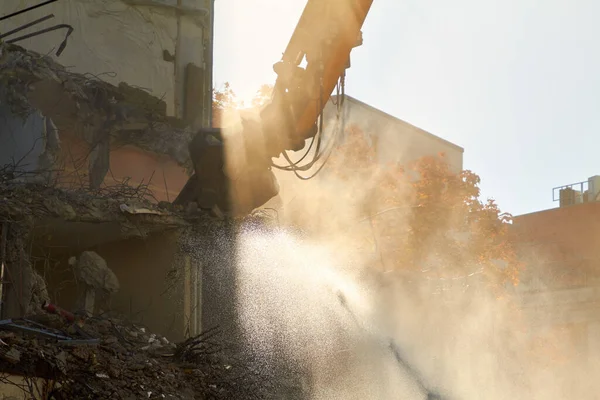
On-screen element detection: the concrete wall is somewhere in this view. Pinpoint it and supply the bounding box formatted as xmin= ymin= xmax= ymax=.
xmin=2 ymin=0 xmax=211 ymax=119
xmin=267 ymin=95 xmax=464 ymax=219
xmin=513 ymin=201 xmax=600 ymax=291
xmin=0 ymin=105 xmax=190 ymax=202
xmin=32 ymin=221 xmax=239 ymax=342
xmin=107 ymin=143 xmax=190 ymax=202
xmin=48 ymin=131 xmax=188 ymax=202
xmin=512 ymin=201 xmax=600 ymax=368
xmin=323 ymin=95 xmax=464 ymax=173
xmin=96 ymin=231 xmax=185 ymax=340
xmin=36 ymin=230 xmax=188 ymax=340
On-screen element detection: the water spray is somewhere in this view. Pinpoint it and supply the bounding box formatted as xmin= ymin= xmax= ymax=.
xmin=336 ymin=290 xmax=446 ymax=400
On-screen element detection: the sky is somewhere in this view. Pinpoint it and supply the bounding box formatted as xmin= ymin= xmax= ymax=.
xmin=213 ymin=0 xmax=600 ymax=216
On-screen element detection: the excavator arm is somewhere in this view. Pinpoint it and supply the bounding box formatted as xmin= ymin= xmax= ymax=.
xmin=174 ymin=0 xmax=374 ymax=216
xmin=265 ymin=0 xmax=371 ymax=152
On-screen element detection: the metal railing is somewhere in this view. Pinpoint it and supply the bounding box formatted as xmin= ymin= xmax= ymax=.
xmin=552 ymin=180 xmax=593 ymax=203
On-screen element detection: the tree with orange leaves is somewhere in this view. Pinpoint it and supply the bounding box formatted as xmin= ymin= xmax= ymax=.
xmin=212 ymin=82 xmax=239 ymax=128
xmin=210 ymin=85 xmax=521 ymax=290
xmin=250 ymin=84 xmax=274 ymax=109
xmin=212 ymin=83 xmax=273 ymax=127
xmin=326 ymin=124 xmax=522 ymax=293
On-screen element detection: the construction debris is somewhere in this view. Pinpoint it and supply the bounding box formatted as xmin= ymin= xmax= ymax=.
xmin=69 ymin=251 xmax=119 ymax=316
xmin=0 ymin=311 xmax=270 ymax=399
xmin=0 ymin=141 xmax=267 ymax=398
xmin=0 ymin=172 xmax=189 ymax=237
xmin=0 ymin=42 xmax=195 ymax=175
xmin=0 ymin=35 xmax=275 ymax=400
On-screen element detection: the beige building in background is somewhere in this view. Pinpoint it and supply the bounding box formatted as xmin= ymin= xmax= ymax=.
xmin=323 ymin=95 xmax=464 ymax=172
xmin=270 ymin=94 xmax=464 ymax=212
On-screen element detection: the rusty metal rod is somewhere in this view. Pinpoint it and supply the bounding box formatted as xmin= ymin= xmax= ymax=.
xmin=0 ymin=318 xmax=72 ymax=340
xmin=6 ymin=24 xmax=73 ymax=56
xmin=0 ymin=0 xmax=58 ymax=22
xmin=0 ymin=14 xmax=54 ymax=40
xmin=42 ymin=301 xmax=75 ymax=323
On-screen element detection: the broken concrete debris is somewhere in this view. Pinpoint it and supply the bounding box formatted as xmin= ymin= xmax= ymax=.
xmin=0 ymin=179 xmax=188 ymax=234
xmin=1 ymin=347 xmax=21 ymax=364
xmin=0 ymin=42 xmax=196 ymax=188
xmin=0 ymin=311 xmax=268 ymax=399
xmin=42 ymin=196 xmax=77 ymax=220
xmin=69 ymin=251 xmax=119 ymax=316
xmin=0 ymin=35 xmax=273 ymax=399
xmin=0 ymin=147 xmax=260 ymax=397
xmin=31 ymin=270 xmax=51 ymax=312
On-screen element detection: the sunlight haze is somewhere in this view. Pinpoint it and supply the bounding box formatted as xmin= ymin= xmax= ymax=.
xmin=214 ymin=0 xmax=600 ymax=216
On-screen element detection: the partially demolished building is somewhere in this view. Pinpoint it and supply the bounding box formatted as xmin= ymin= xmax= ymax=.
xmin=0 ymin=37 xmax=207 ymax=336
xmin=0 ymin=0 xmax=221 ymax=336
xmin=0 ymin=2 xmax=265 ymax=398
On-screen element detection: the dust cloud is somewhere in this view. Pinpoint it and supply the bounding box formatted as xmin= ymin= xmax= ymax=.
xmin=222 ymin=110 xmax=598 ymax=399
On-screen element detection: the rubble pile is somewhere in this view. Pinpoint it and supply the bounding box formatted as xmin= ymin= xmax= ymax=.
xmin=0 ymin=41 xmax=274 ymax=399
xmin=0 ymin=176 xmax=188 ymax=231
xmin=0 ymin=164 xmax=216 ymax=228
xmin=0 ymin=315 xmax=270 ymax=399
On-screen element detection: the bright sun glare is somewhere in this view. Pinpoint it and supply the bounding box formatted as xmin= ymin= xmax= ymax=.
xmin=214 ymin=0 xmax=307 ymax=108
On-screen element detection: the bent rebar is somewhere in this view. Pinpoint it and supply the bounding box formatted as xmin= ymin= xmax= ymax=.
xmin=6 ymin=24 xmax=74 ymax=56
xmin=0 ymin=14 xmax=54 ymax=40
xmin=0 ymin=0 xmax=59 ymax=22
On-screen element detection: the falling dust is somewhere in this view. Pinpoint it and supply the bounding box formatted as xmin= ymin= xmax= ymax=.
xmin=234 ymin=216 xmax=600 ymax=399
xmin=235 ymin=226 xmax=426 ymax=399
xmin=221 ymin=109 xmax=599 ymax=399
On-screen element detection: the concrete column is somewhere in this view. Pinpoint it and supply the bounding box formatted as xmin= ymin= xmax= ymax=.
xmin=1 ymin=226 xmax=34 ymax=319
xmin=195 ymin=260 xmax=203 ymax=335
xmin=183 ymin=254 xmax=192 ymax=337
xmin=173 ymin=0 xmax=212 ymax=124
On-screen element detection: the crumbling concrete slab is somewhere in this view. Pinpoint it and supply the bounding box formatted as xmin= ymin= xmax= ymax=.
xmin=0 ymin=311 xmax=269 ymax=399
xmin=0 ymin=42 xmax=196 ymax=189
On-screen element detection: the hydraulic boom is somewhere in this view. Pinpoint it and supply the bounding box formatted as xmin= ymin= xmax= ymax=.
xmin=174 ymin=0 xmax=374 ymax=216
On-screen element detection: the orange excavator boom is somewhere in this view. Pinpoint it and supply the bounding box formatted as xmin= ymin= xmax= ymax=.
xmin=270 ymin=0 xmax=372 ymax=147
xmin=175 ymin=0 xmax=374 ymax=215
